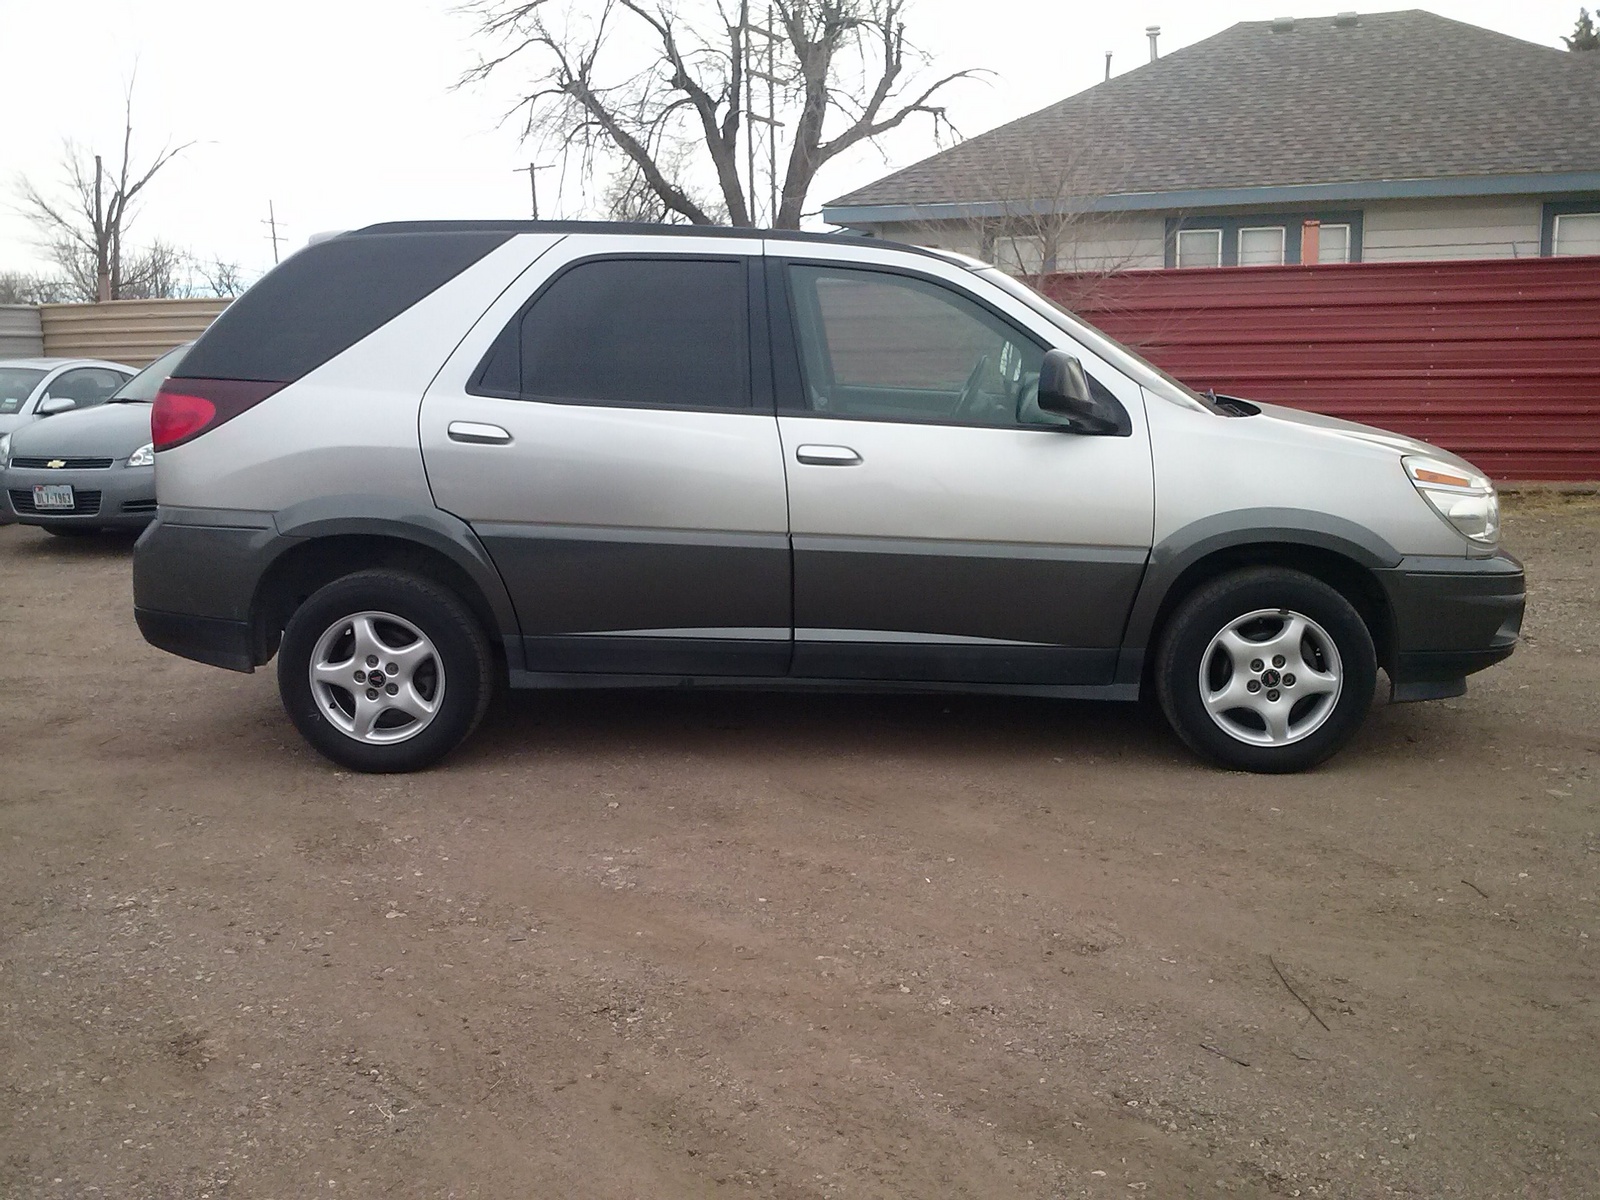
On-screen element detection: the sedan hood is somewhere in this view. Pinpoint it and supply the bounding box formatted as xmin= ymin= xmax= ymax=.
xmin=0 ymin=413 xmax=25 ymax=437
xmin=1246 ymin=400 xmax=1481 ymax=475
xmin=7 ymin=402 xmax=153 ymax=459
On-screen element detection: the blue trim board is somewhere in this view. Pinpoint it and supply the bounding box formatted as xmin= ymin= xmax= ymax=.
xmin=823 ymin=171 xmax=1600 ymax=227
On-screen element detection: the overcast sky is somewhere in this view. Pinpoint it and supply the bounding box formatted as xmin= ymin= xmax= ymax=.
xmin=0 ymin=0 xmax=1582 ymax=282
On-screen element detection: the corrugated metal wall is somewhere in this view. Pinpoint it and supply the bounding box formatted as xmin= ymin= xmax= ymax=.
xmin=0 ymin=305 xmax=45 ymax=359
xmin=1039 ymin=257 xmax=1600 ymax=481
xmin=39 ymin=298 xmax=230 ymax=368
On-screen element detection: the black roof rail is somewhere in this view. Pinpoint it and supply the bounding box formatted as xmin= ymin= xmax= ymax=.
xmin=349 ymin=219 xmax=940 ymax=259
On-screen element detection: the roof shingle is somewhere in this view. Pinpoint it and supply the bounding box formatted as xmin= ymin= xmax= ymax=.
xmin=826 ymin=10 xmax=1600 ymax=211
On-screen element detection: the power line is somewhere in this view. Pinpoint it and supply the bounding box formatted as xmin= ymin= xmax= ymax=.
xmin=261 ymin=200 xmax=286 ymax=264
xmin=513 ymin=163 xmax=553 ymax=220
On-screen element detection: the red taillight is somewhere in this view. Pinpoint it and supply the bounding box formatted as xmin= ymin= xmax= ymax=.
xmin=151 ymin=390 xmax=216 ymax=449
xmin=151 ymin=378 xmax=286 ymax=451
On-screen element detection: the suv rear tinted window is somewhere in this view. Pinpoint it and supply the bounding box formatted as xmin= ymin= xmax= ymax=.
xmin=176 ymin=230 xmax=513 ymax=384
xmin=475 ymin=258 xmax=749 ymax=410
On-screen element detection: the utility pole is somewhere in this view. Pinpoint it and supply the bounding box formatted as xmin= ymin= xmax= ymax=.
xmin=93 ymin=154 xmax=110 ymax=302
xmin=512 ymin=162 xmax=551 ymax=219
xmin=262 ymin=200 xmax=284 ymax=264
xmin=739 ymin=3 xmax=782 ymax=226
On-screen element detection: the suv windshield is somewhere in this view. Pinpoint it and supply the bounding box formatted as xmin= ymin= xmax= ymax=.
xmin=0 ymin=367 xmax=47 ymax=415
xmin=977 ymin=269 xmax=1229 ymax=415
xmin=110 ymin=344 xmax=191 ymax=403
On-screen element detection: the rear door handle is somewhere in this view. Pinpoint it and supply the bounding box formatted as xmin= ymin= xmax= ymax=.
xmin=448 ymin=421 xmax=513 ymax=445
xmin=795 ymin=444 xmax=862 ymax=466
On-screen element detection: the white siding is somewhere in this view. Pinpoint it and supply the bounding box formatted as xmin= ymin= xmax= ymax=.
xmin=863 ymin=216 xmax=1165 ymax=274
xmin=1360 ymin=197 xmax=1543 ymax=262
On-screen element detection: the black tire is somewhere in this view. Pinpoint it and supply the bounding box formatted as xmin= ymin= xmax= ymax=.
xmin=1155 ymin=567 xmax=1377 ymax=773
xmin=277 ymin=569 xmax=494 ymax=773
xmin=43 ymin=525 xmax=100 ymax=537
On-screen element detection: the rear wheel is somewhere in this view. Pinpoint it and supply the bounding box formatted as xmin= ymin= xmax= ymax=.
xmin=277 ymin=569 xmax=494 ymax=772
xmin=1156 ymin=567 xmax=1377 ymax=773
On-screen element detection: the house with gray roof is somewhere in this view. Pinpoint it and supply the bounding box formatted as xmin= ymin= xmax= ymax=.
xmin=822 ymin=10 xmax=1600 ymax=273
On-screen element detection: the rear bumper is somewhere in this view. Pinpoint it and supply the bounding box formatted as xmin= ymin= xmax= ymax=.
xmin=133 ymin=509 xmax=285 ymax=673
xmin=5 ymin=464 xmax=157 ymax=529
xmin=134 ymin=607 xmax=256 ymax=672
xmin=1376 ymin=551 xmax=1525 ymax=701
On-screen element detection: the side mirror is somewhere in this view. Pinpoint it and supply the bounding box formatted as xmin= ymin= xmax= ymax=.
xmin=1036 ymin=349 xmax=1129 ymax=435
xmin=38 ymin=395 xmax=76 ymax=416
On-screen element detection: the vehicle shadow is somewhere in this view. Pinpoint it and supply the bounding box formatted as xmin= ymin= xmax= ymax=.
xmin=9 ymin=527 xmax=142 ymax=559
xmin=467 ymin=685 xmax=1185 ymax=769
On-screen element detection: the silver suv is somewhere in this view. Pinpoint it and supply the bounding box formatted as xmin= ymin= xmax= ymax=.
xmin=132 ymin=222 xmax=1524 ymax=774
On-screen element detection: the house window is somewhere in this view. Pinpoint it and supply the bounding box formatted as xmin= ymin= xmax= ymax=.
xmin=1238 ymin=226 xmax=1286 ymax=266
xmin=1176 ymin=228 xmax=1222 ymax=268
xmin=1318 ymin=224 xmax=1352 ymax=264
xmin=1553 ymin=213 xmax=1600 ymax=256
xmin=1166 ymin=211 xmax=1362 ymax=267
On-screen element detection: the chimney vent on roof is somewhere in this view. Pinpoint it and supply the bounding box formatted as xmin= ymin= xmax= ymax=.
xmin=1270 ymin=16 xmax=1296 ymax=32
xmin=1104 ymin=51 xmax=1113 ymax=80
xmin=1333 ymin=11 xmax=1358 ymax=27
xmin=1145 ymin=25 xmax=1161 ymax=61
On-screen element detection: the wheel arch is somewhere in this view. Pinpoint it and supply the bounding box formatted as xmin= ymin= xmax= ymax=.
xmin=1122 ymin=511 xmax=1402 ymax=686
xmin=251 ymin=501 xmax=521 ymax=669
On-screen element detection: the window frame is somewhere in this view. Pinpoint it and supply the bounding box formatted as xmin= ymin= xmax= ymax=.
xmin=1164 ymin=210 xmax=1364 ymax=267
xmin=1236 ymin=225 xmax=1287 ymax=267
xmin=769 ymin=256 xmax=1081 ymax=433
xmin=1549 ymin=209 xmax=1600 ymax=257
xmin=1316 ymin=222 xmax=1353 ymax=265
xmin=466 ymin=252 xmax=767 ymax=415
xmin=1175 ymin=228 xmax=1224 ymax=269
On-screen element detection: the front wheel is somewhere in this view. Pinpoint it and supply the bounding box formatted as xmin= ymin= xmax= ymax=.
xmin=278 ymin=569 xmax=494 ymax=772
xmin=1155 ymin=567 xmax=1377 ymax=773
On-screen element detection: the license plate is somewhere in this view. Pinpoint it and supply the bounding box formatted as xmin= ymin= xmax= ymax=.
xmin=33 ymin=484 xmax=75 ymax=510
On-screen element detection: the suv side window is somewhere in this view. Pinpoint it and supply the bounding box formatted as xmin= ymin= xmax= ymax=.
xmin=786 ymin=264 xmax=1046 ymax=428
xmin=44 ymin=367 xmax=129 ymax=411
xmin=475 ymin=257 xmax=750 ymax=410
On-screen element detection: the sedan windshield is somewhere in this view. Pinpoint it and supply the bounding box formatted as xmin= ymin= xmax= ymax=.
xmin=0 ymin=367 xmax=47 ymax=415
xmin=110 ymin=343 xmax=191 ymax=403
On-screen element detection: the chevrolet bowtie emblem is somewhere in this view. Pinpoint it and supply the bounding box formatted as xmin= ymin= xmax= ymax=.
xmin=46 ymin=459 xmax=66 ymax=469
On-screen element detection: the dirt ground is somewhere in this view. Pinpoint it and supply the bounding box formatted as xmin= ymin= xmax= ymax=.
xmin=1 ymin=495 xmax=1597 ymax=1200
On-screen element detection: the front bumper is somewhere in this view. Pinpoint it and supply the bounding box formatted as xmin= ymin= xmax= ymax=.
xmin=5 ymin=463 xmax=157 ymax=529
xmin=1376 ymin=551 xmax=1525 ymax=701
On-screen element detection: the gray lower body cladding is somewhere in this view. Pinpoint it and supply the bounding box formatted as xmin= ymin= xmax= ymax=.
xmin=1375 ymin=552 xmax=1525 ymax=699
xmin=133 ymin=510 xmax=284 ymax=671
xmin=131 ymin=508 xmax=1524 ymax=703
xmin=476 ymin=525 xmax=1146 ymax=685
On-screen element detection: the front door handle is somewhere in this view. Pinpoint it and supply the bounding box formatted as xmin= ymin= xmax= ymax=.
xmin=448 ymin=421 xmax=513 ymax=445
xmin=795 ymin=444 xmax=862 ymax=466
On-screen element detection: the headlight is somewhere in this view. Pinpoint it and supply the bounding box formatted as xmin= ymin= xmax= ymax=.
xmin=0 ymin=433 xmax=10 ymax=467
xmin=1404 ymin=455 xmax=1498 ymax=545
xmin=127 ymin=442 xmax=155 ymax=468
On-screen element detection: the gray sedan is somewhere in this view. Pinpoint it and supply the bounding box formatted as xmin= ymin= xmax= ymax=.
xmin=1 ymin=344 xmax=188 ymax=535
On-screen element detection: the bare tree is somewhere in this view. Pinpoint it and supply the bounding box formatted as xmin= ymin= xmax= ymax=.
xmin=903 ymin=133 xmax=1148 ymax=308
xmin=0 ymin=271 xmax=74 ymax=305
xmin=15 ymin=78 xmax=194 ymax=301
xmin=188 ymin=257 xmax=247 ymax=299
xmin=462 ymin=0 xmax=978 ymax=228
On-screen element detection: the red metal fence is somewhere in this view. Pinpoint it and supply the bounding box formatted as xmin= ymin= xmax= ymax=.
xmin=1037 ymin=257 xmax=1600 ymax=481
